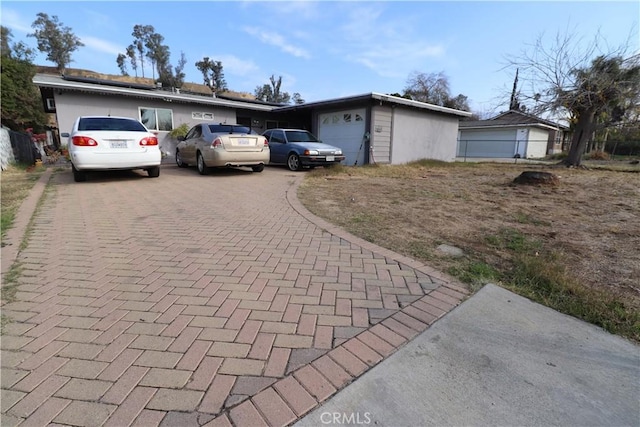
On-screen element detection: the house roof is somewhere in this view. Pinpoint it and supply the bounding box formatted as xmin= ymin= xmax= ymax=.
xmin=33 ymin=73 xmax=472 ymax=118
xmin=274 ymin=92 xmax=473 ymax=117
xmin=33 ymin=73 xmax=279 ymax=112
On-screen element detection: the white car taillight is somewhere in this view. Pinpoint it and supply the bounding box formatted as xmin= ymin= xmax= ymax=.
xmin=212 ymin=137 xmax=222 ymax=148
xmin=140 ymin=136 xmax=158 ymax=146
xmin=72 ymin=136 xmax=98 ymax=146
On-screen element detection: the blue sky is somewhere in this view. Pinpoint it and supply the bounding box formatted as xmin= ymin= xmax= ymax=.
xmin=2 ymin=1 xmax=638 ymax=115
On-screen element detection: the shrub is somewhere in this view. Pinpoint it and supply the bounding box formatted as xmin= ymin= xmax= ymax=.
xmin=584 ymin=150 xmax=610 ymax=160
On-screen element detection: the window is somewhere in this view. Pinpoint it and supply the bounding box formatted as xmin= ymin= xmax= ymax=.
xmin=46 ymin=98 xmax=56 ymax=110
xmin=355 ymin=114 xmax=364 ymax=121
xmin=185 ymin=125 xmax=202 ymax=140
xmin=270 ymin=130 xmax=286 ymax=143
xmin=139 ymin=107 xmax=173 ymax=131
xmin=343 ymin=113 xmax=352 ymax=123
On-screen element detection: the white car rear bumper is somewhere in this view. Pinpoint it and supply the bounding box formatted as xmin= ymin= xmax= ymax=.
xmin=71 ymin=150 xmax=161 ymax=171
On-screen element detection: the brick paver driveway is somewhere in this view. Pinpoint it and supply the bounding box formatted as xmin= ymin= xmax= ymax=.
xmin=1 ymin=164 xmax=467 ymax=426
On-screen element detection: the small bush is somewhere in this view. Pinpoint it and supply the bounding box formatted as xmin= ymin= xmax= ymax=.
xmin=546 ymin=152 xmax=568 ymax=160
xmin=584 ymin=150 xmax=610 ymax=160
xmin=169 ymin=123 xmax=190 ymax=139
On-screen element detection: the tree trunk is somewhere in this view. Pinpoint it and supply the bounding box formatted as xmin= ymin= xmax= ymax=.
xmin=564 ymin=108 xmax=596 ymax=166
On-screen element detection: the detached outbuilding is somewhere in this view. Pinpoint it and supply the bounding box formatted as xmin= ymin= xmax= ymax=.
xmin=33 ymin=72 xmax=471 ymax=166
xmin=458 ymin=110 xmax=570 ymax=159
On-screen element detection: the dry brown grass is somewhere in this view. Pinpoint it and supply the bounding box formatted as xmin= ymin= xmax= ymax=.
xmin=298 ymin=160 xmax=640 ymax=340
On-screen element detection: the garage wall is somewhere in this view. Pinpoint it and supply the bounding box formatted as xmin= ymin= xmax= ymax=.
xmin=391 ymin=108 xmax=459 ymax=163
xmin=457 ymin=129 xmax=517 ymax=158
xmin=54 ymin=92 xmax=237 ymax=158
xmin=370 ymin=105 xmax=392 ymax=164
xmin=527 ymin=127 xmax=549 ymax=158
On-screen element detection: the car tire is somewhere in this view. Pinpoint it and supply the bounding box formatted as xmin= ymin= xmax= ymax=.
xmin=147 ymin=166 xmax=160 ymax=178
xmin=287 ymin=153 xmax=302 ymax=171
xmin=251 ymin=165 xmax=265 ymax=173
xmin=176 ymin=150 xmax=188 ymax=168
xmin=197 ymin=152 xmax=209 ymax=175
xmin=72 ymin=164 xmax=87 ymax=182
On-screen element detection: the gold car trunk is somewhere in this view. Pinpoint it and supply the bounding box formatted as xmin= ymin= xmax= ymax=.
xmin=222 ymin=135 xmax=263 ymax=152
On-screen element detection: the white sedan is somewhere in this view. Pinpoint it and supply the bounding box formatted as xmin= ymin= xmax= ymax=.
xmin=62 ymin=116 xmax=161 ymax=182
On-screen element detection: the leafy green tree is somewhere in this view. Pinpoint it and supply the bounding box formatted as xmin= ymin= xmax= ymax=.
xmin=508 ymin=30 xmax=640 ymax=166
xmin=118 ymin=25 xmax=185 ymax=88
xmin=131 ymin=24 xmax=153 ymax=78
xmin=292 ymin=92 xmax=305 ymax=105
xmin=254 ymin=75 xmax=291 ymax=104
xmin=28 ymin=13 xmax=83 ymax=73
xmin=195 ymin=57 xmax=228 ymax=94
xmin=1 ymin=27 xmax=46 ymax=131
xmin=116 ymin=53 xmax=128 ymax=76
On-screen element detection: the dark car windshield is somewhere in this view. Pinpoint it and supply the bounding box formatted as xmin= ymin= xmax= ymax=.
xmin=285 ymin=131 xmax=319 ymax=142
xmin=208 ymin=124 xmax=257 ymax=135
xmin=78 ymin=117 xmax=147 ymax=132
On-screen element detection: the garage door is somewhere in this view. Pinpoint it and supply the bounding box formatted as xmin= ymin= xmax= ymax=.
xmin=457 ymin=129 xmax=517 ymax=158
xmin=318 ymin=109 xmax=367 ymax=166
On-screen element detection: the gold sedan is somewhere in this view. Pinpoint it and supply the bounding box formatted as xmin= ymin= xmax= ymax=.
xmin=176 ymin=123 xmax=270 ymax=174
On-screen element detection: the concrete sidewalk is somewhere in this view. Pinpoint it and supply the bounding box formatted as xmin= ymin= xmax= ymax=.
xmin=297 ymin=284 xmax=639 ymax=427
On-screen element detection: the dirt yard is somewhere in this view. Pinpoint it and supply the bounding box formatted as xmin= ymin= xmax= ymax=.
xmin=297 ymin=161 xmax=640 ymax=313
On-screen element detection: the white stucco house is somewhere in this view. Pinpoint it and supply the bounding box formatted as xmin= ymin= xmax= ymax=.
xmin=33 ymin=73 xmax=471 ymax=166
xmin=458 ymin=110 xmax=570 ymax=159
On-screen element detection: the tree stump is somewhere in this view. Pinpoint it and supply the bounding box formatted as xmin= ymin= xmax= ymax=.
xmin=513 ymin=171 xmax=560 ymax=186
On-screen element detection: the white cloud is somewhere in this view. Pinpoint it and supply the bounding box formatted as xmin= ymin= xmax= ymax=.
xmin=80 ymin=36 xmax=123 ymax=56
xmin=334 ymin=4 xmax=446 ymax=78
xmin=1 ymin=9 xmax=33 ymax=33
xmin=243 ymin=27 xmax=311 ymax=59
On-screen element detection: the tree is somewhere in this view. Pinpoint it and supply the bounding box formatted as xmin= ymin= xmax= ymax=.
xmin=292 ymin=92 xmax=305 ymax=105
xmin=116 ymin=53 xmax=128 ymax=76
xmin=28 ymin=13 xmax=83 ymax=73
xmin=403 ymin=71 xmax=471 ymax=111
xmin=117 ymin=25 xmax=186 ymax=88
xmin=1 ymin=27 xmax=47 ymax=131
xmin=507 ymin=30 xmax=640 ymax=166
xmin=130 ymin=24 xmax=153 ymax=78
xmin=254 ymin=75 xmax=291 ymax=104
xmin=195 ymin=57 xmax=228 ymax=94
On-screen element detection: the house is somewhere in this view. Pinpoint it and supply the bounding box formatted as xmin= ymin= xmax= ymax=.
xmin=33 ymin=72 xmax=472 ymax=166
xmin=457 ymin=110 xmax=570 ymax=159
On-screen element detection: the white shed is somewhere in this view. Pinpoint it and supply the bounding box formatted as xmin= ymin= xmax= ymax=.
xmin=458 ymin=110 xmax=570 ymax=159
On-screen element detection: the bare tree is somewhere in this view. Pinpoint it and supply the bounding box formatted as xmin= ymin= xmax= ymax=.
xmin=506 ymin=29 xmax=640 ymax=166
xmin=403 ymin=71 xmax=471 ymax=111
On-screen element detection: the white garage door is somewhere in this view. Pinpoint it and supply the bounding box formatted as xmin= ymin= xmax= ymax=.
xmin=457 ymin=129 xmax=517 ymax=158
xmin=318 ymin=109 xmax=367 ymax=166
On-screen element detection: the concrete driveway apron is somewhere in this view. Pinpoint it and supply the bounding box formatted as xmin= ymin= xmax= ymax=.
xmin=1 ymin=165 xmax=467 ymax=427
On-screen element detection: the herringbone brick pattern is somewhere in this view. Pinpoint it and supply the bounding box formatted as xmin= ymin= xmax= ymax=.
xmin=1 ymin=166 xmax=467 ymax=426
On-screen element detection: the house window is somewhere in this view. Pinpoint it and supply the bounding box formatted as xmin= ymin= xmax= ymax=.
xmin=46 ymin=98 xmax=56 ymax=110
xmin=343 ymin=113 xmax=352 ymax=122
xmin=140 ymin=107 xmax=173 ymax=131
xmin=355 ymin=114 xmax=363 ymax=121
